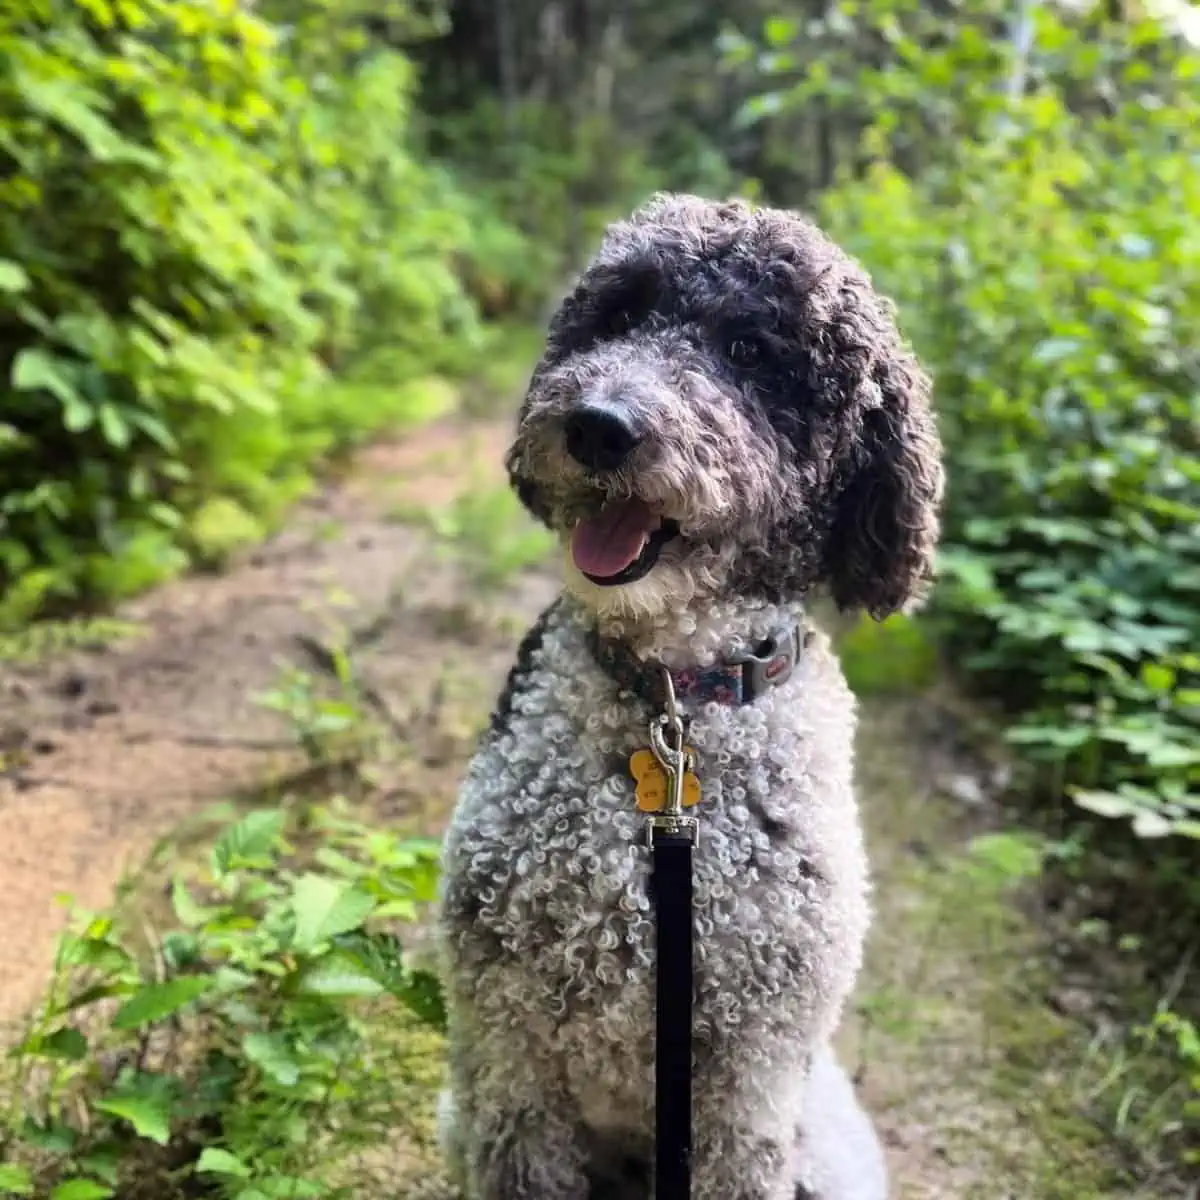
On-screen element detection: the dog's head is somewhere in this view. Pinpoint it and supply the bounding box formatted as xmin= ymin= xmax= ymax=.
xmin=507 ymin=193 xmax=943 ymax=622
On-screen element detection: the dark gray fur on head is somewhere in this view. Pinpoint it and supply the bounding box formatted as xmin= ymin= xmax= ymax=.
xmin=506 ymin=192 xmax=943 ymax=623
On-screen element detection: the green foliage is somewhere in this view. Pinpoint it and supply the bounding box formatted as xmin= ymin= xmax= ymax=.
xmin=0 ymin=803 xmax=446 ymax=1198
xmin=1136 ymin=1010 xmax=1200 ymax=1164
xmin=0 ymin=0 xmax=495 ymax=625
xmin=0 ymin=615 xmax=140 ymax=664
xmin=836 ymin=612 xmax=939 ymax=697
xmin=429 ymin=98 xmax=663 ymax=291
xmin=790 ymin=7 xmax=1200 ymax=845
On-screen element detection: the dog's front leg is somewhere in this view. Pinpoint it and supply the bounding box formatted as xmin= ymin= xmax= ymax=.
xmin=468 ymin=1101 xmax=589 ymax=1200
xmin=688 ymin=1062 xmax=804 ymax=1200
xmin=445 ymin=1037 xmax=590 ymax=1199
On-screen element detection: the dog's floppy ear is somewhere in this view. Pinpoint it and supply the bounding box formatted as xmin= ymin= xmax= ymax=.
xmin=826 ymin=351 xmax=943 ymax=620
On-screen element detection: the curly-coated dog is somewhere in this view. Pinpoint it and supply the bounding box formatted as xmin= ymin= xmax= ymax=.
xmin=436 ymin=193 xmax=943 ymax=1199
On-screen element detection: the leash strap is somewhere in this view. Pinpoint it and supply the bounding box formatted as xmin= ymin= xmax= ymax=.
xmin=652 ymin=826 xmax=694 ymax=1199
xmin=640 ymin=665 xmax=698 ymax=1200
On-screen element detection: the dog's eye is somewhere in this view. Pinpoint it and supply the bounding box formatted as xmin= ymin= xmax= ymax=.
xmin=727 ymin=338 xmax=765 ymax=369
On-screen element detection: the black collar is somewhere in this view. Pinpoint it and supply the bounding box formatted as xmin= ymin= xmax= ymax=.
xmin=587 ymin=619 xmax=810 ymax=712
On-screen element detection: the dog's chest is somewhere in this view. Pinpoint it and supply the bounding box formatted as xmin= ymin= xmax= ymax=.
xmin=444 ymin=670 xmax=834 ymax=1034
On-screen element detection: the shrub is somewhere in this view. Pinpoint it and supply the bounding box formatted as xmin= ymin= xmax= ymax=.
xmin=0 ymin=803 xmax=447 ymax=1198
xmin=0 ymin=0 xmax=483 ymax=625
xmin=811 ymin=12 xmax=1200 ymax=847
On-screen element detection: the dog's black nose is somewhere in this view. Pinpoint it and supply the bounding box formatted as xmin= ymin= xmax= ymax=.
xmin=564 ymin=401 xmax=641 ymax=472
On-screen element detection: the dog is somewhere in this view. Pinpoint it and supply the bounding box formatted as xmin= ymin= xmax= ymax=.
xmin=436 ymin=193 xmax=943 ymax=1198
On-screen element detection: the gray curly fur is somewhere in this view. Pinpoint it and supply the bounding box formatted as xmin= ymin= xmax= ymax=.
xmin=437 ymin=193 xmax=943 ymax=1198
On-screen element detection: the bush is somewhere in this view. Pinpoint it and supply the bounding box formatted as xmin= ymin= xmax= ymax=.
xmin=0 ymin=0 xmax=485 ymax=625
xmin=0 ymin=803 xmax=446 ymax=1198
xmin=426 ymin=97 xmax=663 ymax=288
xmin=813 ymin=12 xmax=1200 ymax=848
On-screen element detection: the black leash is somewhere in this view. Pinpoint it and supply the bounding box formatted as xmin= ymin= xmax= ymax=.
xmin=651 ymin=823 xmax=694 ymax=1199
xmin=643 ymin=668 xmax=699 ymax=1200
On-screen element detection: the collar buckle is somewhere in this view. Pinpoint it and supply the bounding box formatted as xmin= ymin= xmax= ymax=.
xmin=728 ymin=624 xmax=803 ymax=702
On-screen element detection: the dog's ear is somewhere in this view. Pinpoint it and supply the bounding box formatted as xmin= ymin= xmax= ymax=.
xmin=825 ymin=352 xmax=943 ymax=620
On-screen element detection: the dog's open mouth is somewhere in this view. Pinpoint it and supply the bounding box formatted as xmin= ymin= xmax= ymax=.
xmin=571 ymin=497 xmax=680 ymax=587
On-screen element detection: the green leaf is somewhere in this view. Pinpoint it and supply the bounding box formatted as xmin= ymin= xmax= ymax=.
xmin=93 ymin=1092 xmax=172 ymax=1146
xmin=111 ymin=976 xmax=213 ymax=1030
xmin=15 ymin=72 xmax=155 ymax=167
xmin=20 ymin=1118 xmax=76 ymax=1153
xmin=97 ymin=405 xmax=131 ymax=449
xmin=170 ymin=879 xmax=215 ymax=928
xmin=59 ymin=933 xmax=133 ymax=975
xmin=214 ymin=966 xmax=257 ymax=992
xmin=0 ymin=1164 xmax=34 ymax=1195
xmin=0 ymin=260 xmax=30 ymax=294
xmin=242 ymin=1032 xmax=301 ymax=1086
xmin=76 ymin=1146 xmax=120 ymax=1186
xmin=195 ymin=1148 xmax=252 ymax=1178
xmin=24 ymin=1025 xmax=88 ymax=1061
xmin=764 ymin=16 xmax=798 ymax=46
xmin=12 ymin=348 xmax=79 ymax=406
xmin=1132 ymin=809 xmax=1174 ymax=839
xmin=212 ymin=809 xmax=285 ymax=875
xmin=50 ymin=1181 xmax=114 ymax=1200
xmin=12 ymin=350 xmax=93 ymax=434
xmin=1139 ymin=662 xmax=1176 ymax=693
xmin=297 ymin=954 xmax=385 ymax=997
xmin=290 ymin=875 xmax=377 ymax=953
xmin=1073 ymin=790 xmax=1137 ymax=820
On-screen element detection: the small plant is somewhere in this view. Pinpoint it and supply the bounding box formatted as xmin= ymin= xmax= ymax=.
xmin=255 ymin=658 xmax=370 ymax=767
xmin=254 ymin=614 xmax=379 ymax=766
xmin=0 ymin=804 xmax=446 ymax=1198
xmin=1134 ymin=1010 xmax=1200 ymax=1167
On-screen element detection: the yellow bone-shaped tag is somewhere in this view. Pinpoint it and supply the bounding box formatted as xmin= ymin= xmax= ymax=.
xmin=629 ymin=747 xmax=701 ymax=813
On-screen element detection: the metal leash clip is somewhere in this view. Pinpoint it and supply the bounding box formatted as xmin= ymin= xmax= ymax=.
xmin=645 ymin=666 xmax=699 ymax=847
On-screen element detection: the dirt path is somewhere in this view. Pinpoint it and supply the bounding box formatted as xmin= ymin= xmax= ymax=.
xmin=0 ymin=416 xmax=544 ymax=1025
xmin=0 ymin=412 xmax=1178 ymax=1197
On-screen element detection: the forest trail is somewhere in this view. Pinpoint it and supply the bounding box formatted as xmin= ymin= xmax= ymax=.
xmin=0 ymin=412 xmax=1164 ymax=1198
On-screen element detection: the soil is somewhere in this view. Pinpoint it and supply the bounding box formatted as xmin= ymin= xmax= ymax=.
xmin=0 ymin=411 xmax=1182 ymax=1197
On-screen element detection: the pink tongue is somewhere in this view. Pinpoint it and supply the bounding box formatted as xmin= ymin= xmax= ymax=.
xmin=571 ymin=498 xmax=659 ymax=578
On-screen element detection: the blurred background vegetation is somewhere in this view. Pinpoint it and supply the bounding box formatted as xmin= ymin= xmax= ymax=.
xmin=1 ymin=0 xmax=1198 ymax=1194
